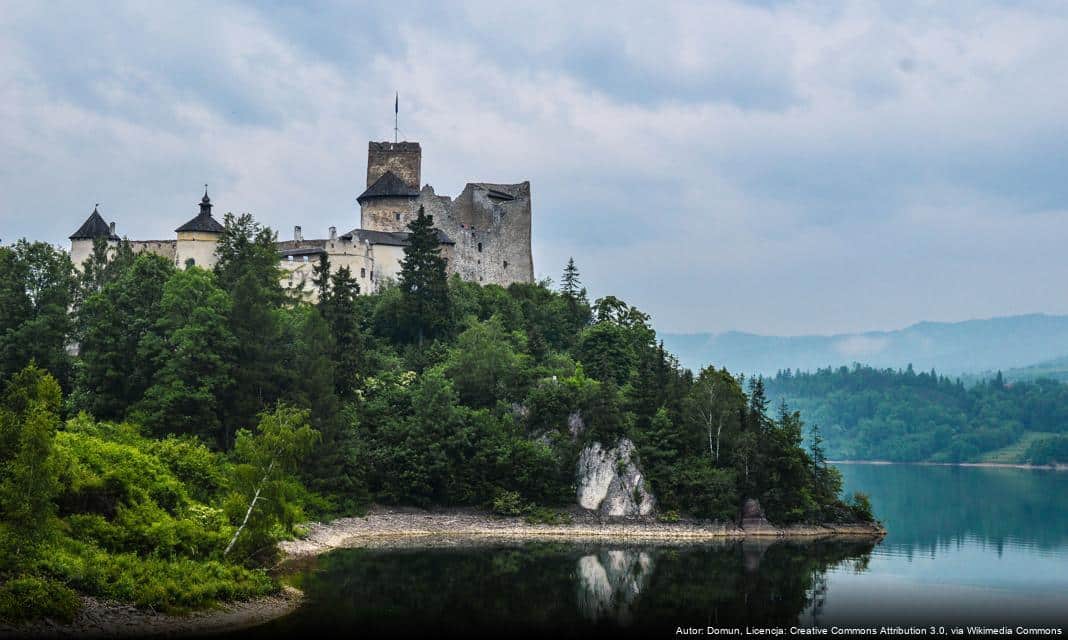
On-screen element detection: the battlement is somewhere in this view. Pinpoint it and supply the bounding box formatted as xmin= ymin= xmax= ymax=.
xmin=368 ymin=141 xmax=421 ymax=153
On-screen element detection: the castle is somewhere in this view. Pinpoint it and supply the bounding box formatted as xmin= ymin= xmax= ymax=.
xmin=69 ymin=140 xmax=534 ymax=298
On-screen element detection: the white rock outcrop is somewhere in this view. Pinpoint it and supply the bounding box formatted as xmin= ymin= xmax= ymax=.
xmin=576 ymin=438 xmax=657 ymax=517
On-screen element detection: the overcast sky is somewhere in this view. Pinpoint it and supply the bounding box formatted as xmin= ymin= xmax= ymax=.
xmin=2 ymin=1 xmax=1067 ymax=335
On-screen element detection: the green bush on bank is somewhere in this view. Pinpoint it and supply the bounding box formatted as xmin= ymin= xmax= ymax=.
xmin=32 ymin=538 xmax=274 ymax=612
xmin=0 ymin=576 xmax=80 ymax=623
xmin=0 ymin=365 xmax=315 ymax=621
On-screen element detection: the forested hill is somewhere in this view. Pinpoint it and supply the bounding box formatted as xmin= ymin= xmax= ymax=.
xmin=663 ymin=314 xmax=1068 ymax=376
xmin=0 ymin=215 xmax=872 ymax=623
xmin=765 ymin=365 xmax=1068 ymax=464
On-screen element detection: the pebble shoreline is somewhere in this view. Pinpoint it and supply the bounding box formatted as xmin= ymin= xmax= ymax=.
xmin=279 ymin=506 xmax=886 ymax=558
xmin=1 ymin=507 xmax=884 ymax=638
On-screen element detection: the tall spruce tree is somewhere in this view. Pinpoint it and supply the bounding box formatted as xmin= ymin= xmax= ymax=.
xmin=319 ymin=265 xmax=362 ymax=395
xmin=311 ymin=253 xmax=331 ymax=303
xmin=398 ymin=206 xmax=450 ymax=346
xmin=561 ymin=257 xmax=582 ymax=299
xmin=213 ymin=213 xmax=287 ymax=439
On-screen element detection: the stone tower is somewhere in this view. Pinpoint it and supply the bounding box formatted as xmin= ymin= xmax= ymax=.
xmin=69 ymin=205 xmax=119 ymax=269
xmin=359 ymin=142 xmax=422 ymax=232
xmin=174 ymin=188 xmax=225 ymax=269
xmin=366 ymin=141 xmax=421 ymax=189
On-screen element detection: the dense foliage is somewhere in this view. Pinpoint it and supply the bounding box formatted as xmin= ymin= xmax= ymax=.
xmin=0 ymin=215 xmax=869 ymax=620
xmin=766 ymin=365 xmax=1068 ymax=463
xmin=0 ymin=366 xmax=314 ymax=621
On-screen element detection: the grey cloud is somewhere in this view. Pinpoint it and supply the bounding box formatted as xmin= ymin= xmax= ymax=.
xmin=3 ymin=0 xmax=1068 ymax=335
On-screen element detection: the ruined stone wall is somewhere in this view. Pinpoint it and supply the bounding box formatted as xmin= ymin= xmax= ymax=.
xmin=366 ymin=142 xmax=421 ymax=189
xmin=417 ymin=182 xmax=533 ymax=286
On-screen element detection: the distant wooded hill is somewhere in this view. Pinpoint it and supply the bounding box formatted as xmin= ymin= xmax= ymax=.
xmin=764 ymin=365 xmax=1068 ymax=464
xmin=662 ymin=313 xmax=1068 ymax=377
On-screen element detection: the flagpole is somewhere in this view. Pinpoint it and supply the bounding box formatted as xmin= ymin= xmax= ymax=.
xmin=394 ymin=92 xmax=399 ymax=143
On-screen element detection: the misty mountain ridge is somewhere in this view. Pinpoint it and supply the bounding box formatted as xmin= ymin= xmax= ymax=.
xmin=662 ymin=313 xmax=1068 ymax=377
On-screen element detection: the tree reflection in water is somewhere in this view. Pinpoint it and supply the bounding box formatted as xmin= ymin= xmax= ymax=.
xmin=245 ymin=539 xmax=877 ymax=637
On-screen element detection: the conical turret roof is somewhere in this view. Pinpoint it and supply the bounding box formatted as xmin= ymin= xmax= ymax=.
xmin=69 ymin=206 xmax=119 ymax=240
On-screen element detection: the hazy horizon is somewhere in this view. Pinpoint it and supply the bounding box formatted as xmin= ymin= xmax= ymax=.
xmin=3 ymin=1 xmax=1067 ymax=335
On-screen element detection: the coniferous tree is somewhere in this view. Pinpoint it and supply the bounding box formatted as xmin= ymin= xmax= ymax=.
xmin=224 ymin=271 xmax=282 ymax=440
xmin=213 ymin=214 xmax=287 ymax=440
xmin=747 ymin=377 xmax=770 ymax=433
xmin=280 ymin=305 xmax=339 ymax=440
xmin=561 ymin=257 xmax=582 ymax=299
xmin=311 ymin=253 xmax=331 ymax=303
xmin=319 ymin=266 xmax=363 ymax=395
xmin=398 ymin=206 xmax=450 ymax=346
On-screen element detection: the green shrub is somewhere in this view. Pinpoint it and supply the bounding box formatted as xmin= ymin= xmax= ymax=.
xmin=847 ymin=492 xmax=875 ymax=523
xmin=53 ymin=431 xmax=230 ymax=557
xmin=491 ymin=490 xmax=524 ymax=517
xmin=0 ymin=576 xmax=80 ymax=623
xmin=34 ymin=538 xmax=275 ymax=612
xmin=147 ymin=436 xmax=229 ymax=502
xmin=658 ymin=509 xmax=680 ymax=523
xmin=523 ymin=507 xmax=572 ymax=525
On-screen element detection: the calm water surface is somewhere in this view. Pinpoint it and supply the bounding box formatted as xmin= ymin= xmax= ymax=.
xmin=249 ymin=465 xmax=1068 ymax=636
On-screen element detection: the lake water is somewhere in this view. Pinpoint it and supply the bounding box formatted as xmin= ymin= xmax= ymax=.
xmin=248 ymin=465 xmax=1068 ymax=637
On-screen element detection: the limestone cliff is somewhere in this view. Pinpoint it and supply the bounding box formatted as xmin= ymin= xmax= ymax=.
xmin=576 ymin=439 xmax=656 ymax=517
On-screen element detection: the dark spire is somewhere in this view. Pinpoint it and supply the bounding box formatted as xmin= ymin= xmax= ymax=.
xmin=176 ymin=185 xmax=224 ymax=233
xmin=200 ymin=184 xmax=212 ymax=215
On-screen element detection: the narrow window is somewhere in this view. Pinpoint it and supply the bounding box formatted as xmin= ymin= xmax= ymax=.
xmin=503 ymin=261 xmax=508 ymax=269
xmin=303 ymin=255 xmax=309 ymax=263
xmin=370 ymin=270 xmax=374 ymax=280
xmin=360 ymin=267 xmax=366 ymax=278
xmin=395 ymin=212 xmax=401 ymax=221
xmin=477 ymin=242 xmax=483 ymax=253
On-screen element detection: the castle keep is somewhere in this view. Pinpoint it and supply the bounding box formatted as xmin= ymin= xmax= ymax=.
xmin=69 ymin=140 xmax=534 ymax=297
